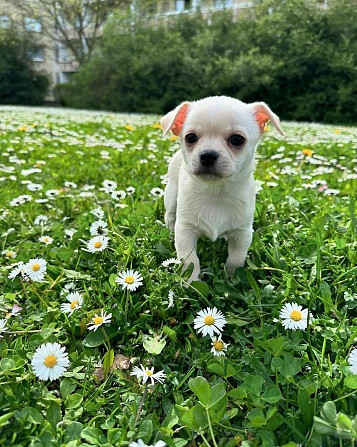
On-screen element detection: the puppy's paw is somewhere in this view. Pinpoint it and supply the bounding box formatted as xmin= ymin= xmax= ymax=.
xmin=165 ymin=212 xmax=176 ymax=232
xmin=226 ymin=261 xmax=244 ymax=278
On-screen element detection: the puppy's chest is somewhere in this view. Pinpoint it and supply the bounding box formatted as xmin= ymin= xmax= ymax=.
xmin=180 ymin=191 xmax=252 ymax=241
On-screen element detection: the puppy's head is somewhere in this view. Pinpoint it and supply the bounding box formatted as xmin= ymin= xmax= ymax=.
xmin=161 ymin=96 xmax=283 ymax=181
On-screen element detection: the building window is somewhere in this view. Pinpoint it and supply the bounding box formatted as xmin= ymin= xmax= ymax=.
xmin=27 ymin=48 xmax=44 ymax=62
xmin=24 ymin=17 xmax=42 ymax=32
xmin=0 ymin=15 xmax=10 ymax=29
xmin=57 ymin=43 xmax=74 ymax=63
xmin=214 ymin=0 xmax=233 ymax=8
xmin=175 ymin=0 xmax=191 ymax=11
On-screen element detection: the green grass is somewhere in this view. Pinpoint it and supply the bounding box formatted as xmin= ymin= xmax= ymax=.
xmin=0 ymin=106 xmax=356 ymax=447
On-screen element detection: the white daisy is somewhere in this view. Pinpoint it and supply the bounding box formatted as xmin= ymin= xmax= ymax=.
xmin=2 ymin=249 xmax=17 ymax=259
xmin=161 ymin=257 xmax=181 ymax=267
xmin=150 ymin=187 xmax=164 ymax=197
xmin=24 ymin=258 xmax=47 ymax=281
xmin=168 ymin=290 xmax=174 ymax=308
xmin=130 ymin=364 xmax=166 ymax=385
xmin=193 ymin=307 xmax=227 ymax=337
xmin=31 ymin=342 xmax=70 ymax=381
xmin=34 ymin=215 xmax=48 ymax=225
xmin=87 ymin=310 xmax=112 ymax=331
xmin=129 ymin=440 xmax=166 ymax=447
xmin=60 ymin=282 xmax=76 ymax=296
xmin=46 ymin=189 xmax=60 ymax=198
xmin=102 ymin=180 xmax=117 ymax=193
xmin=210 ymin=336 xmax=229 ymax=357
xmin=111 ymin=190 xmax=126 ymax=200
xmin=64 ymin=228 xmax=76 ymax=240
xmin=60 ymin=292 xmax=83 ymax=316
xmin=0 ymin=319 xmax=8 ymax=338
xmin=348 ymin=348 xmax=357 ymax=375
xmin=90 ymin=220 xmax=108 ymax=235
xmin=279 ymin=302 xmax=311 ymax=330
xmin=126 ymin=186 xmax=136 ymax=195
xmin=39 ymin=235 xmax=53 ymax=245
xmin=8 ymin=262 xmax=26 ymax=280
xmin=90 ymin=207 xmax=104 ymax=219
xmin=116 ymin=269 xmax=143 ymax=291
xmin=87 ymin=235 xmax=109 ymax=253
xmin=5 ymin=304 xmax=22 ymax=319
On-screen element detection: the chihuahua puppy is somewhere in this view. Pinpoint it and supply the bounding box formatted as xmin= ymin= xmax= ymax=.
xmin=161 ymin=96 xmax=283 ymax=282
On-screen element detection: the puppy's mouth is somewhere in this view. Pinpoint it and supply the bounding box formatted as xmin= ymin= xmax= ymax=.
xmin=193 ymin=169 xmax=225 ymax=181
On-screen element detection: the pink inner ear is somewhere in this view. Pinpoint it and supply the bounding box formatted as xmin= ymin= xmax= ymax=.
xmin=171 ymin=103 xmax=189 ymax=136
xmin=256 ymin=111 xmax=269 ymax=131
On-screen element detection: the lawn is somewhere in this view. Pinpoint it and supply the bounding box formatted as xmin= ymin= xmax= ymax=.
xmin=0 ymin=106 xmax=356 ymax=447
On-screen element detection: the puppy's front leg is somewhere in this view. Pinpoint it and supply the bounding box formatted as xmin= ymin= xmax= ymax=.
xmin=164 ymin=179 xmax=177 ymax=232
xmin=226 ymin=228 xmax=253 ymax=277
xmin=175 ymin=223 xmax=200 ymax=283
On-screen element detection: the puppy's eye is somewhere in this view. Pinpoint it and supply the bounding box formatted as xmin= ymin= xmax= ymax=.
xmin=185 ymin=133 xmax=198 ymax=144
xmin=229 ymin=134 xmax=245 ymax=147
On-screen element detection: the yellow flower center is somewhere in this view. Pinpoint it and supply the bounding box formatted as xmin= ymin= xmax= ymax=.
xmin=146 ymin=370 xmax=153 ymax=376
xmin=302 ymin=149 xmax=313 ymax=157
xmin=93 ymin=316 xmax=104 ymax=325
xmin=213 ymin=341 xmax=224 ymax=351
xmin=94 ymin=241 xmax=102 ymax=248
xmin=44 ymin=355 xmax=57 ymax=368
xmin=32 ymin=263 xmax=41 ymax=271
xmin=5 ymin=251 xmax=14 ymax=257
xmin=290 ymin=310 xmax=302 ymax=321
xmin=70 ymin=301 xmax=79 ymax=309
xmin=44 ymin=237 xmax=49 ymax=242
xmin=5 ymin=313 xmax=11 ymax=318
xmin=125 ymin=276 xmax=135 ymax=284
xmin=204 ymin=315 xmax=215 ymax=326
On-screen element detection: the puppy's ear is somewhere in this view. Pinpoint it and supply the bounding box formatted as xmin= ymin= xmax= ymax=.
xmin=250 ymin=102 xmax=284 ymax=136
xmin=161 ymin=102 xmax=190 ymax=136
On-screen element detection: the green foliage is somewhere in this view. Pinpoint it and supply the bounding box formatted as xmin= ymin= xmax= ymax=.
xmin=0 ymin=30 xmax=49 ymax=105
xmin=64 ymin=0 xmax=357 ymax=124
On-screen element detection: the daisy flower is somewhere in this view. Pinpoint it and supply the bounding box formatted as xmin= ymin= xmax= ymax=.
xmin=24 ymin=258 xmax=47 ymax=281
xmin=161 ymin=257 xmax=181 ymax=267
xmin=193 ymin=307 xmax=227 ymax=337
xmin=60 ymin=292 xmax=83 ymax=316
xmin=87 ymin=310 xmax=112 ymax=331
xmin=116 ymin=269 xmax=143 ymax=291
xmin=130 ymin=364 xmax=166 ymax=385
xmin=31 ymin=342 xmax=70 ymax=381
xmin=126 ymin=186 xmax=136 ymax=195
xmin=102 ymin=180 xmax=117 ymax=193
xmin=39 ymin=235 xmax=53 ymax=245
xmin=8 ymin=262 xmax=26 ymax=280
xmin=348 ymin=348 xmax=357 ymax=375
xmin=34 ymin=215 xmax=48 ymax=225
xmin=2 ymin=250 xmax=17 ymax=259
xmin=90 ymin=220 xmax=108 ymax=235
xmin=150 ymin=187 xmax=164 ymax=198
xmin=87 ymin=235 xmax=109 ymax=253
xmin=279 ymin=302 xmax=311 ymax=330
xmin=60 ymin=282 xmax=76 ymax=296
xmin=91 ymin=207 xmax=104 ymax=218
xmin=111 ymin=190 xmax=126 ymax=200
xmin=210 ymin=336 xmax=229 ymax=357
xmin=64 ymin=228 xmax=76 ymax=240
xmin=0 ymin=319 xmax=8 ymax=338
xmin=129 ymin=441 xmax=166 ymax=447
xmin=5 ymin=305 xmax=22 ymax=319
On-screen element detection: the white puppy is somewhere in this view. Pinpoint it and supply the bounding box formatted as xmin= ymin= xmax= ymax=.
xmin=161 ymin=96 xmax=283 ymax=283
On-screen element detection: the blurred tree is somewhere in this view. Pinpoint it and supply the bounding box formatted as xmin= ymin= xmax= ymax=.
xmin=0 ymin=30 xmax=49 ymax=104
xmin=7 ymin=0 xmax=131 ymax=64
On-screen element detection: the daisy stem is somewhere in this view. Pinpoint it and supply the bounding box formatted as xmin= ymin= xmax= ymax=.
xmin=20 ymin=278 xmax=37 ymax=310
xmin=27 ymin=282 xmax=49 ymax=308
xmin=101 ymin=326 xmax=111 ymax=351
xmin=131 ymin=382 xmax=148 ymax=440
xmin=205 ymin=408 xmax=218 ymax=447
xmin=199 ymin=431 xmax=213 ymax=447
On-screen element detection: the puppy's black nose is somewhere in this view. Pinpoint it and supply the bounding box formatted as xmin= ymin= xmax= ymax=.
xmin=200 ymin=150 xmax=218 ymax=166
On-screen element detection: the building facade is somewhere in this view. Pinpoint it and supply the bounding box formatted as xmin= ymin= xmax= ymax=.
xmin=0 ymin=0 xmax=251 ymax=101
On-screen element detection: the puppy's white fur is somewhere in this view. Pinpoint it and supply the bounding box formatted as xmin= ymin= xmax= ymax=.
xmin=161 ymin=96 xmax=283 ymax=282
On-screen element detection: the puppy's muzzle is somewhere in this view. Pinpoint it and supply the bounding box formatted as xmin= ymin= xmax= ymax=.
xmin=200 ymin=150 xmax=219 ymax=167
